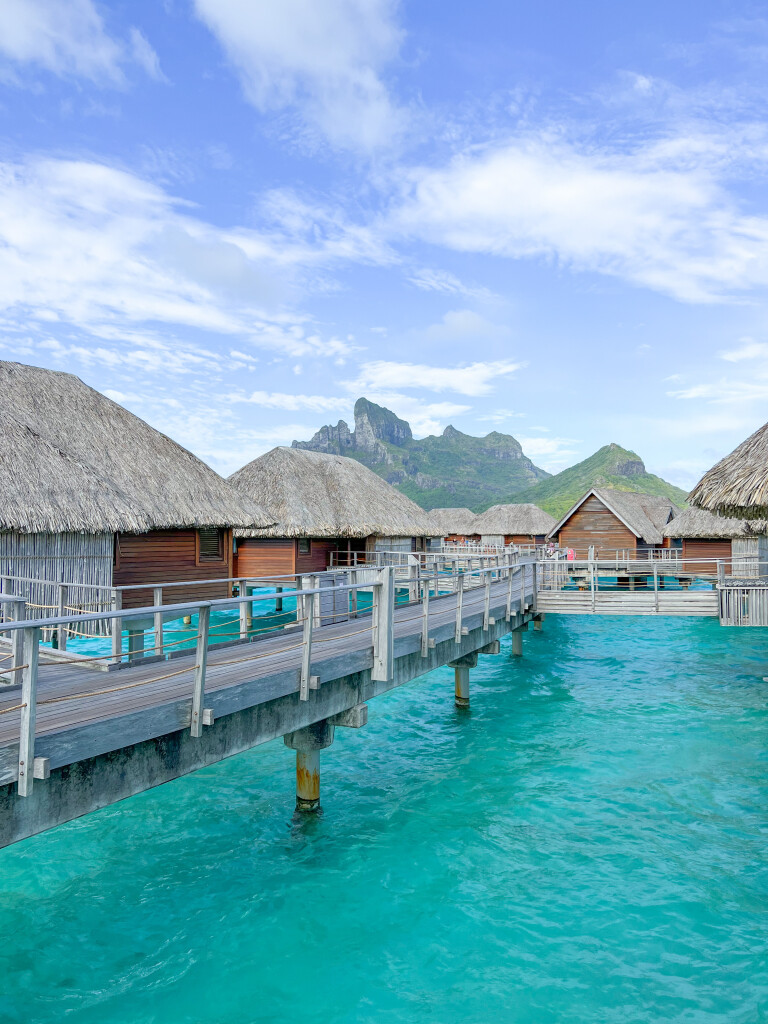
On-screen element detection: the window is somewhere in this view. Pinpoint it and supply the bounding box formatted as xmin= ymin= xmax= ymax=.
xmin=198 ymin=528 xmax=224 ymax=561
xmin=298 ymin=538 xmax=311 ymax=555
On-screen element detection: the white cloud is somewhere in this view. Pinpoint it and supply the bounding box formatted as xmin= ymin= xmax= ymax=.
xmin=390 ymin=135 xmax=768 ymax=303
xmin=719 ymin=338 xmax=768 ymax=361
xmin=0 ymin=156 xmax=357 ymax=368
xmin=229 ymin=391 xmax=351 ymax=413
xmin=344 ymin=358 xmax=521 ymax=396
xmin=193 ymin=0 xmax=405 ymax=151
xmin=518 ymin=435 xmax=582 ymax=471
xmin=408 ymin=268 xmax=494 ymax=300
xmin=0 ymin=0 xmax=161 ymax=84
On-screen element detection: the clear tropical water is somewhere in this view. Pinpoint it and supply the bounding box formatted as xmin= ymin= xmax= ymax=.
xmin=2 ymin=615 xmax=767 ymax=1023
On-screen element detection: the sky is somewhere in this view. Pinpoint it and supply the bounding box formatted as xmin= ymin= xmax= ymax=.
xmin=1 ymin=1 xmax=768 ymax=488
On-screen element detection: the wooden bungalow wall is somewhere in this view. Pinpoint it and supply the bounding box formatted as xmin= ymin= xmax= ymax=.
xmin=114 ymin=529 xmax=233 ymax=608
xmin=556 ymin=496 xmax=637 ymax=558
xmin=234 ymin=537 xmax=340 ymax=578
xmin=681 ymin=539 xmax=732 ymax=576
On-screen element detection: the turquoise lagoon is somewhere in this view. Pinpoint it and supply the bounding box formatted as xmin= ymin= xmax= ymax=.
xmin=2 ymin=615 xmax=767 ymax=1023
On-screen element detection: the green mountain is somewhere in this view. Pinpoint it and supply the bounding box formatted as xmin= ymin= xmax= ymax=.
xmin=292 ymin=398 xmax=550 ymax=509
xmin=504 ymin=444 xmax=689 ymax=519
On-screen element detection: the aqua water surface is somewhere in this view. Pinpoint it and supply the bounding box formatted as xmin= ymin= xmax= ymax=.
xmin=2 ymin=615 xmax=767 ymax=1023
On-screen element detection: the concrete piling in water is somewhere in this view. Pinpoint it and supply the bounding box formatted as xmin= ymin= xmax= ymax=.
xmin=534 ymin=614 xmax=544 ymax=631
xmin=283 ymin=705 xmax=368 ymax=812
xmin=512 ymin=629 xmax=523 ymax=656
xmin=448 ymin=652 xmax=478 ymax=709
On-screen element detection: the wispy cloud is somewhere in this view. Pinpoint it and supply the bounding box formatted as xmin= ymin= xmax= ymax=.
xmin=193 ymin=0 xmax=406 ymax=152
xmin=0 ymin=0 xmax=162 ymax=85
xmin=344 ymin=358 xmax=521 ymax=397
xmin=229 ymin=391 xmax=351 ymax=413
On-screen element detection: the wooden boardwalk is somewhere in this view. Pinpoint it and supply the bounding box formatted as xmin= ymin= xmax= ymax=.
xmin=0 ymin=566 xmax=536 ymax=845
xmin=537 ymin=591 xmax=718 ymax=616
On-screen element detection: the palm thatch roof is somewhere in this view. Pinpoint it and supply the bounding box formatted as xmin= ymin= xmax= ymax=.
xmin=427 ymin=507 xmax=480 ymax=536
xmin=662 ymin=506 xmax=764 ymax=539
xmin=474 ymin=503 xmax=556 ymax=536
xmin=0 ymin=360 xmax=273 ymax=534
xmin=229 ymin=447 xmax=438 ymax=538
xmin=548 ymin=488 xmax=675 ymax=544
xmin=688 ymin=422 xmax=768 ymax=519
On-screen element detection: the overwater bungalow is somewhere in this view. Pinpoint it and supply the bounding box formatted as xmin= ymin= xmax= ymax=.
xmin=427 ymin=508 xmax=480 ymax=544
xmin=0 ymin=360 xmax=272 ymax=612
xmin=547 ymin=488 xmax=676 ymax=558
xmin=662 ymin=507 xmax=767 ymax=575
xmin=688 ymin=421 xmax=768 ymax=519
xmin=473 ymin=503 xmax=556 ymax=548
xmin=229 ymin=447 xmax=437 ymax=574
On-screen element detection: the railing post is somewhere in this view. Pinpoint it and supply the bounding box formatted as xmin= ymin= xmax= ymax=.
xmin=506 ymin=558 xmax=514 ymax=620
xmin=590 ymin=559 xmax=596 ymax=613
xmin=10 ymin=599 xmax=24 ymax=682
xmin=408 ymin=562 xmax=418 ymax=603
xmin=653 ymin=563 xmax=659 ymax=613
xmin=190 ymin=604 xmax=210 ymax=737
xmin=455 ymin=572 xmax=465 ymax=644
xmin=18 ymin=626 xmax=40 ymax=797
xmin=372 ymin=567 xmax=394 ymax=681
xmin=483 ymin=570 xmax=491 ymax=630
xmin=111 ymin=589 xmax=122 ymax=665
xmin=311 ymin=575 xmax=322 ymax=628
xmin=275 ymin=585 xmax=283 ymax=614
xmin=421 ymin=576 xmax=430 ymax=658
xmin=154 ymin=587 xmax=163 ymax=658
xmin=299 ymin=580 xmax=317 ymax=700
xmin=349 ymin=570 xmax=358 ymax=619
xmin=532 ymin=561 xmax=538 ymax=614
xmin=56 ymin=584 xmax=67 ymax=651
xmin=717 ymin=560 xmax=726 ymax=586
xmin=239 ymin=579 xmax=249 ymax=639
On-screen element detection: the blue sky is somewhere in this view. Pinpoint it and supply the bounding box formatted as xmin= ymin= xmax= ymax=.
xmin=1 ymin=0 xmax=768 ymax=487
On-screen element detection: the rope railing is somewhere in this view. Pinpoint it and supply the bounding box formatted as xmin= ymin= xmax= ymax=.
xmin=2 ymin=554 xmax=537 ymax=797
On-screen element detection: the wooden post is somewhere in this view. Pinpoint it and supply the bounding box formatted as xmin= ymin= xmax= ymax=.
xmin=408 ymin=562 xmax=418 ymax=603
xmin=590 ymin=559 xmax=596 ymax=613
xmin=127 ymin=628 xmax=145 ymax=663
xmin=653 ymin=563 xmax=659 ymax=612
xmin=57 ymin=584 xmax=67 ymax=651
xmin=10 ymin=600 xmax=24 ymax=684
xmin=275 ymin=585 xmax=283 ymax=613
xmin=111 ymin=589 xmax=122 ymax=665
xmin=190 ymin=604 xmax=210 ymax=737
xmin=17 ymin=626 xmax=39 ymax=797
xmin=454 ymin=573 xmax=465 ymax=644
xmin=299 ymin=581 xmax=314 ymax=701
xmin=532 ymin=561 xmax=538 ymax=614
xmin=506 ymin=561 xmax=515 ymax=621
xmin=239 ymin=579 xmax=249 ymax=639
xmin=483 ymin=570 xmax=491 ymax=630
xmin=349 ymin=570 xmax=358 ymax=619
xmin=311 ymin=575 xmax=321 ymax=628
xmin=153 ymin=586 xmax=163 ymax=657
xmin=717 ymin=560 xmax=726 ymax=586
xmin=421 ymin=577 xmax=430 ymax=658
xmin=371 ymin=567 xmax=394 ymax=681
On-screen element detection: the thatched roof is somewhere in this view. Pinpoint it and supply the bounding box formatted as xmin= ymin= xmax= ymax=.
xmin=662 ymin=506 xmax=763 ymax=539
xmin=549 ymin=488 xmax=675 ymax=544
xmin=229 ymin=447 xmax=438 ymax=538
xmin=0 ymin=361 xmax=273 ymax=534
xmin=688 ymin=422 xmax=768 ymax=519
xmin=474 ymin=503 xmax=556 ymax=536
xmin=427 ymin=507 xmax=479 ymax=536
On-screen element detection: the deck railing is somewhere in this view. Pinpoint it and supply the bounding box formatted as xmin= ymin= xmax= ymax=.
xmin=0 ymin=554 xmax=534 ymax=796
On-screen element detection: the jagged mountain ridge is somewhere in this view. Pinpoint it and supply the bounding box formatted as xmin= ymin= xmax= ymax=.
xmin=292 ymin=398 xmax=550 ymax=510
xmin=504 ymin=444 xmax=689 ymax=519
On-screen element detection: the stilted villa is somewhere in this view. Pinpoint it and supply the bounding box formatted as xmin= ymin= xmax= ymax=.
xmin=229 ymin=447 xmax=437 ymax=574
xmin=0 ymin=361 xmax=272 ymax=613
xmin=473 ymin=503 xmax=556 ymax=548
xmin=662 ymin=507 xmax=767 ymax=575
xmin=688 ymin=421 xmax=768 ymax=519
xmin=547 ymin=488 xmax=676 ymax=558
xmin=427 ymin=508 xmax=480 ymax=544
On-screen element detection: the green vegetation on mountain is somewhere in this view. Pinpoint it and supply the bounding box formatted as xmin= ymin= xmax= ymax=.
xmin=504 ymin=444 xmax=689 ymax=519
xmin=292 ymin=398 xmax=549 ymax=510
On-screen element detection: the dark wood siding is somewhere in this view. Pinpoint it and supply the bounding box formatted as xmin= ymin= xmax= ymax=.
xmin=114 ymin=529 xmax=233 ymax=608
xmin=234 ymin=538 xmax=295 ymax=579
xmin=507 ymin=534 xmax=545 ymax=546
xmin=296 ymin=540 xmax=337 ymax=574
xmin=682 ymin=538 xmax=731 ymax=575
xmin=557 ymin=496 xmax=637 ymax=558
